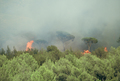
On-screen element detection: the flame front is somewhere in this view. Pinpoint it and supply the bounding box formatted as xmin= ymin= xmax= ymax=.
xmin=104 ymin=47 xmax=108 ymax=52
xmin=81 ymin=47 xmax=107 ymax=55
xmin=26 ymin=40 xmax=34 ymax=51
xmin=81 ymin=50 xmax=91 ymax=54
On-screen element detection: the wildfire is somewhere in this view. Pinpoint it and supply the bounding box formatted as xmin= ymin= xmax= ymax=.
xmin=104 ymin=47 xmax=108 ymax=52
xmin=26 ymin=40 xmax=34 ymax=51
xmin=81 ymin=47 xmax=107 ymax=55
xmin=81 ymin=50 xmax=91 ymax=54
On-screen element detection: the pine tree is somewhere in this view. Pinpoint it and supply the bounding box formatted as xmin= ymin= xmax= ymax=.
xmin=0 ymin=48 xmax=5 ymax=55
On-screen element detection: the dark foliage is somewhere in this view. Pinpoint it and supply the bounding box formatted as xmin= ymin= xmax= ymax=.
xmin=56 ymin=31 xmax=75 ymax=43
xmin=56 ymin=73 xmax=68 ymax=81
xmin=47 ymin=45 xmax=59 ymax=52
xmin=117 ymin=36 xmax=120 ymax=43
xmin=91 ymin=47 xmax=108 ymax=59
xmin=0 ymin=48 xmax=5 ymax=55
xmin=0 ymin=45 xmax=120 ymax=81
xmin=82 ymin=37 xmax=98 ymax=51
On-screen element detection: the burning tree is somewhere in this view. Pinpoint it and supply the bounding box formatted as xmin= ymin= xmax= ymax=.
xmin=82 ymin=37 xmax=98 ymax=51
xmin=81 ymin=50 xmax=91 ymax=55
xmin=56 ymin=31 xmax=75 ymax=51
xmin=104 ymin=47 xmax=108 ymax=52
xmin=26 ymin=40 xmax=34 ymax=51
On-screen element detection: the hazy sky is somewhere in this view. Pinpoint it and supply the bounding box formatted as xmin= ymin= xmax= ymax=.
xmin=0 ymin=0 xmax=120 ymax=51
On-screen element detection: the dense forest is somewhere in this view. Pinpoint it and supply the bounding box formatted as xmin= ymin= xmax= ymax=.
xmin=0 ymin=0 xmax=120 ymax=80
xmin=0 ymin=32 xmax=120 ymax=81
xmin=0 ymin=41 xmax=120 ymax=81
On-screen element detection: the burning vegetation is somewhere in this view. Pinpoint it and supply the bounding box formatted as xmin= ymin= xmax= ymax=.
xmin=26 ymin=40 xmax=34 ymax=51
xmin=81 ymin=50 xmax=91 ymax=55
xmin=104 ymin=47 xmax=108 ymax=52
xmin=81 ymin=47 xmax=108 ymax=55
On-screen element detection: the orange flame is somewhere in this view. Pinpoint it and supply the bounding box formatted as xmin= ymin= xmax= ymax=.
xmin=104 ymin=47 xmax=108 ymax=52
xmin=81 ymin=50 xmax=91 ymax=54
xmin=26 ymin=40 xmax=34 ymax=51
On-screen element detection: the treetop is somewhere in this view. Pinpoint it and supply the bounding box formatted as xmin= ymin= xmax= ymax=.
xmin=82 ymin=37 xmax=98 ymax=43
xmin=56 ymin=31 xmax=75 ymax=42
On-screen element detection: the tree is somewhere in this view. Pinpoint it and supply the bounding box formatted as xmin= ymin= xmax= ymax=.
xmin=91 ymin=47 xmax=108 ymax=59
xmin=33 ymin=39 xmax=48 ymax=49
xmin=12 ymin=46 xmax=18 ymax=57
xmin=0 ymin=53 xmax=38 ymax=81
xmin=82 ymin=37 xmax=98 ymax=51
xmin=79 ymin=54 xmax=115 ymax=81
xmin=33 ymin=49 xmax=48 ymax=66
xmin=107 ymin=46 xmax=120 ymax=78
xmin=56 ymin=31 xmax=75 ymax=51
xmin=78 ymin=71 xmax=97 ymax=81
xmin=6 ymin=46 xmax=11 ymax=55
xmin=0 ymin=48 xmax=5 ymax=55
xmin=47 ymin=45 xmax=59 ymax=52
xmin=6 ymin=46 xmax=13 ymax=59
xmin=0 ymin=55 xmax=8 ymax=67
xmin=31 ymin=48 xmax=38 ymax=54
xmin=13 ymin=46 xmax=17 ymax=54
xmin=31 ymin=66 xmax=55 ymax=81
xmin=47 ymin=45 xmax=62 ymax=62
xmin=117 ymin=36 xmax=120 ymax=43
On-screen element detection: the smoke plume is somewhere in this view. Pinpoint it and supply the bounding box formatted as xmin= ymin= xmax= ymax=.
xmin=0 ymin=0 xmax=120 ymax=51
